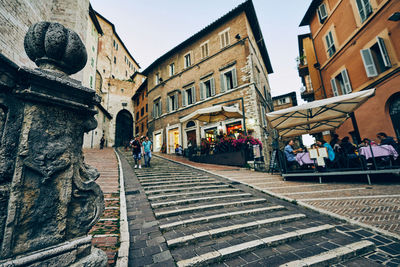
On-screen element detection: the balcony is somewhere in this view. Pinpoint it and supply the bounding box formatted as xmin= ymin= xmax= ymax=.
xmin=300 ymin=86 xmax=314 ymax=102
xmin=297 ymin=56 xmax=309 ymax=77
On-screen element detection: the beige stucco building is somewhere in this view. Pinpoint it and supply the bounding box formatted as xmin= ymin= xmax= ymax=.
xmin=144 ymin=0 xmax=274 ymax=163
xmin=83 ymin=11 xmax=143 ymax=148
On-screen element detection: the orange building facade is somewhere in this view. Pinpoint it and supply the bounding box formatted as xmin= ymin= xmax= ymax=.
xmin=299 ymin=0 xmax=400 ymax=142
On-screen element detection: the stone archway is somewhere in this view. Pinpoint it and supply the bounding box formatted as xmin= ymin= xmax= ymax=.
xmin=115 ymin=110 xmax=133 ymax=147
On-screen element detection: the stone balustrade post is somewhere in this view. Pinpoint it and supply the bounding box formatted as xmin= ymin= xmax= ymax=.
xmin=0 ymin=22 xmax=107 ymax=266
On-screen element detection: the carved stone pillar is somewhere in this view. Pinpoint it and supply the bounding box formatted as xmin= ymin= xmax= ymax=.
xmin=0 ymin=22 xmax=107 ymax=266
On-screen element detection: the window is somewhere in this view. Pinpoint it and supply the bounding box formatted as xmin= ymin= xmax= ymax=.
xmin=200 ymin=41 xmax=209 ymax=58
xmin=325 ymin=31 xmax=336 ymax=57
xmin=169 ymin=63 xmax=175 ymax=76
xmin=317 ymin=3 xmax=328 ymax=23
xmin=141 ymin=107 xmax=144 ymax=116
xmin=220 ymin=68 xmax=238 ymax=93
xmin=278 ymin=97 xmax=289 ymax=105
xmin=113 ymin=56 xmax=116 ymax=64
xmin=136 ymin=98 xmax=139 ymax=106
xmin=155 ymin=73 xmax=161 ymax=85
xmin=200 ymin=78 xmax=215 ymax=100
xmin=305 ymin=75 xmax=313 ymax=91
xmin=91 ymin=58 xmax=94 ymax=67
xmin=330 ymin=69 xmax=352 ymax=96
xmin=219 ymin=28 xmax=230 ymax=48
xmin=356 ymin=0 xmax=372 ymax=23
xmin=360 ymin=37 xmax=392 ymax=77
xmin=146 ymin=104 xmax=148 ymax=112
xmin=135 ymin=126 xmax=139 ymax=134
xmin=261 ymin=105 xmax=267 ymax=127
xmin=153 ymin=99 xmax=162 ymax=118
xmin=182 ymin=86 xmax=196 ymax=106
xmin=136 ymin=111 xmax=139 ymax=120
xmin=125 ymin=70 xmax=127 ymax=77
xmin=167 ymin=92 xmax=179 ymax=112
xmin=184 ymin=53 xmax=191 ymax=68
xmin=89 ymin=76 xmax=93 ymax=88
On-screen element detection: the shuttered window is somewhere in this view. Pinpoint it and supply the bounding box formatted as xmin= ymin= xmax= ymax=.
xmin=325 ymin=31 xmax=336 ymax=57
xmin=219 ymin=28 xmax=230 ymax=48
xmin=317 ymin=3 xmax=328 ymax=23
xmin=356 ymin=0 xmax=373 ymax=23
xmin=200 ymin=78 xmax=215 ymax=100
xmin=331 ymin=68 xmax=352 ymax=96
xmin=220 ymin=68 xmax=238 ymax=92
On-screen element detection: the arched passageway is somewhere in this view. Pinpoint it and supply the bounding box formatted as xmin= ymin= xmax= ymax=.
xmin=115 ymin=110 xmax=133 ymax=147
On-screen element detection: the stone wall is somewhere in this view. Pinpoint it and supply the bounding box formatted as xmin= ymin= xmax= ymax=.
xmin=0 ymin=0 xmax=89 ymax=82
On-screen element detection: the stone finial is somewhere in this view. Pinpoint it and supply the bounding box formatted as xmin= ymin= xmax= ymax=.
xmin=24 ymin=22 xmax=87 ymax=75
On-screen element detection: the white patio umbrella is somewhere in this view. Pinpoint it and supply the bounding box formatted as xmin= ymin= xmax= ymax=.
xmin=180 ymin=105 xmax=243 ymax=123
xmin=266 ymin=89 xmax=375 ymax=137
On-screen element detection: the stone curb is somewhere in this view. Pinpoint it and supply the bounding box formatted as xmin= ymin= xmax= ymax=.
xmin=155 ymin=154 xmax=400 ymax=243
xmin=114 ymin=149 xmax=129 ymax=267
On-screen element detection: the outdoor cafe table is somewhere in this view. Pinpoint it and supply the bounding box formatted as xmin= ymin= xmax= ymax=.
xmin=359 ymin=145 xmax=398 ymax=160
xmin=296 ymin=152 xmax=314 ymax=166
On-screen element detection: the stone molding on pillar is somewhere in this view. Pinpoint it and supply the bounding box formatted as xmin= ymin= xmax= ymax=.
xmin=0 ymin=22 xmax=107 ymax=266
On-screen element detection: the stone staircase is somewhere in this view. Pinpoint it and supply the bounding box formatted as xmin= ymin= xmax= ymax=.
xmin=126 ymin=156 xmax=389 ymax=266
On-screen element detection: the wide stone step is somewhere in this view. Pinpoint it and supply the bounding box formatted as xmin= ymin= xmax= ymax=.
xmin=159 ymin=205 xmax=286 ymax=231
xmin=135 ymin=172 xmax=196 ymax=177
xmin=138 ymin=176 xmax=213 ymax=182
xmin=151 ymin=193 xmax=252 ymax=208
xmin=176 ymin=224 xmax=335 ymax=267
xmin=148 ymin=188 xmax=242 ymax=201
xmin=167 ymin=213 xmax=306 ymax=248
xmin=143 ymin=181 xmax=224 ymax=191
xmin=145 ymin=184 xmax=231 ymax=195
xmin=141 ymin=178 xmax=215 ymax=186
xmin=279 ymin=240 xmax=376 ymax=267
xmin=154 ymin=198 xmax=267 ymax=218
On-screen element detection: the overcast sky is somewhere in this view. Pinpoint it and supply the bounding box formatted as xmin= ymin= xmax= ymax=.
xmin=91 ymin=0 xmax=311 ymax=98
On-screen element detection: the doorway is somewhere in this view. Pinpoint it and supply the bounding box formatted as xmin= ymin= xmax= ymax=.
xmin=115 ymin=110 xmax=133 ymax=147
xmin=168 ymin=128 xmax=180 ymax=154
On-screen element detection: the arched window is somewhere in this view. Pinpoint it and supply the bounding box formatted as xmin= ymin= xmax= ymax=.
xmin=389 ymin=93 xmax=400 ymax=140
xmin=186 ymin=121 xmax=195 ymax=128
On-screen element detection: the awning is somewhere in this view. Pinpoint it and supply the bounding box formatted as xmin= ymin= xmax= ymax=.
xmin=266 ymin=89 xmax=375 ymax=137
xmin=180 ymin=105 xmax=243 ymax=123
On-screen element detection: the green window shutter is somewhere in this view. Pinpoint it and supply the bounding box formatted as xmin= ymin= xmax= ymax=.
xmin=159 ymin=100 xmax=162 ymax=116
xmin=377 ymin=37 xmax=392 ymax=68
xmin=330 ymin=78 xmax=339 ymax=96
xmin=356 ymin=0 xmax=366 ymax=22
xmin=232 ymin=68 xmax=238 ymax=88
xmin=341 ymin=69 xmax=352 ymax=94
xmin=200 ymin=82 xmax=205 ymax=100
xmin=192 ymin=86 xmax=196 ymax=103
xmin=220 ymin=73 xmax=226 ymax=93
xmin=175 ymin=92 xmax=179 ymax=110
xmin=182 ymin=90 xmax=186 ymax=107
xmin=166 ymin=96 xmax=170 ymax=112
xmin=210 ymin=78 xmax=216 ymax=96
xmin=360 ymin=49 xmax=378 ymax=77
xmin=152 ymin=103 xmax=155 ymax=118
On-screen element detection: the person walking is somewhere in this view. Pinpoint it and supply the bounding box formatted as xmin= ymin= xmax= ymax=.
xmin=100 ymin=134 xmax=105 ymax=149
xmin=142 ymin=136 xmax=153 ymax=167
xmin=131 ymin=135 xmax=142 ymax=169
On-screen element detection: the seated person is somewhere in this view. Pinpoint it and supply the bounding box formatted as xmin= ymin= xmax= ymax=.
xmin=377 ymin=132 xmax=399 ymax=152
xmin=175 ymin=144 xmax=183 ymax=156
xmin=284 ymin=140 xmax=302 ymax=168
xmin=340 ymin=137 xmax=357 ymax=157
xmin=360 ymin=138 xmax=376 ymax=147
xmin=316 ymin=139 xmax=335 ymax=163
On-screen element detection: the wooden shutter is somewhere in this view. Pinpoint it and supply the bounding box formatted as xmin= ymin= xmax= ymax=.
xmin=356 ymin=0 xmax=366 ymax=22
xmin=220 ymin=74 xmax=226 ymax=93
xmin=175 ymin=92 xmax=179 ymax=110
xmin=232 ymin=68 xmax=238 ymax=88
xmin=159 ymin=100 xmax=162 ymax=116
xmin=192 ymin=86 xmax=196 ymax=103
xmin=341 ymin=69 xmax=352 ymax=94
xmin=152 ymin=103 xmax=155 ymax=118
xmin=377 ymin=37 xmax=391 ymax=68
xmin=330 ymin=78 xmax=339 ymax=96
xmin=360 ymin=49 xmax=378 ymax=77
xmin=200 ymin=82 xmax=205 ymax=100
xmin=166 ymin=96 xmax=170 ymax=112
xmin=210 ymin=78 xmax=216 ymax=96
xmin=182 ymin=90 xmax=186 ymax=107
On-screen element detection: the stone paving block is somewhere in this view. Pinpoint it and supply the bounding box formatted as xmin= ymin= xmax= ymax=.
xmin=152 ymin=250 xmax=173 ymax=263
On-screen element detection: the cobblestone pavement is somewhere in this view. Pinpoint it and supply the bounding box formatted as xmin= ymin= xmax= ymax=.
xmin=119 ymin=150 xmax=400 ymax=266
xmin=84 ymin=148 xmax=120 ymax=266
xmin=159 ymin=153 xmax=400 ymax=237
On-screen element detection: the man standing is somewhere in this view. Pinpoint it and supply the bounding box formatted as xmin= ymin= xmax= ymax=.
xmin=131 ymin=135 xmax=142 ymax=169
xmin=142 ymin=136 xmax=153 ymax=167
